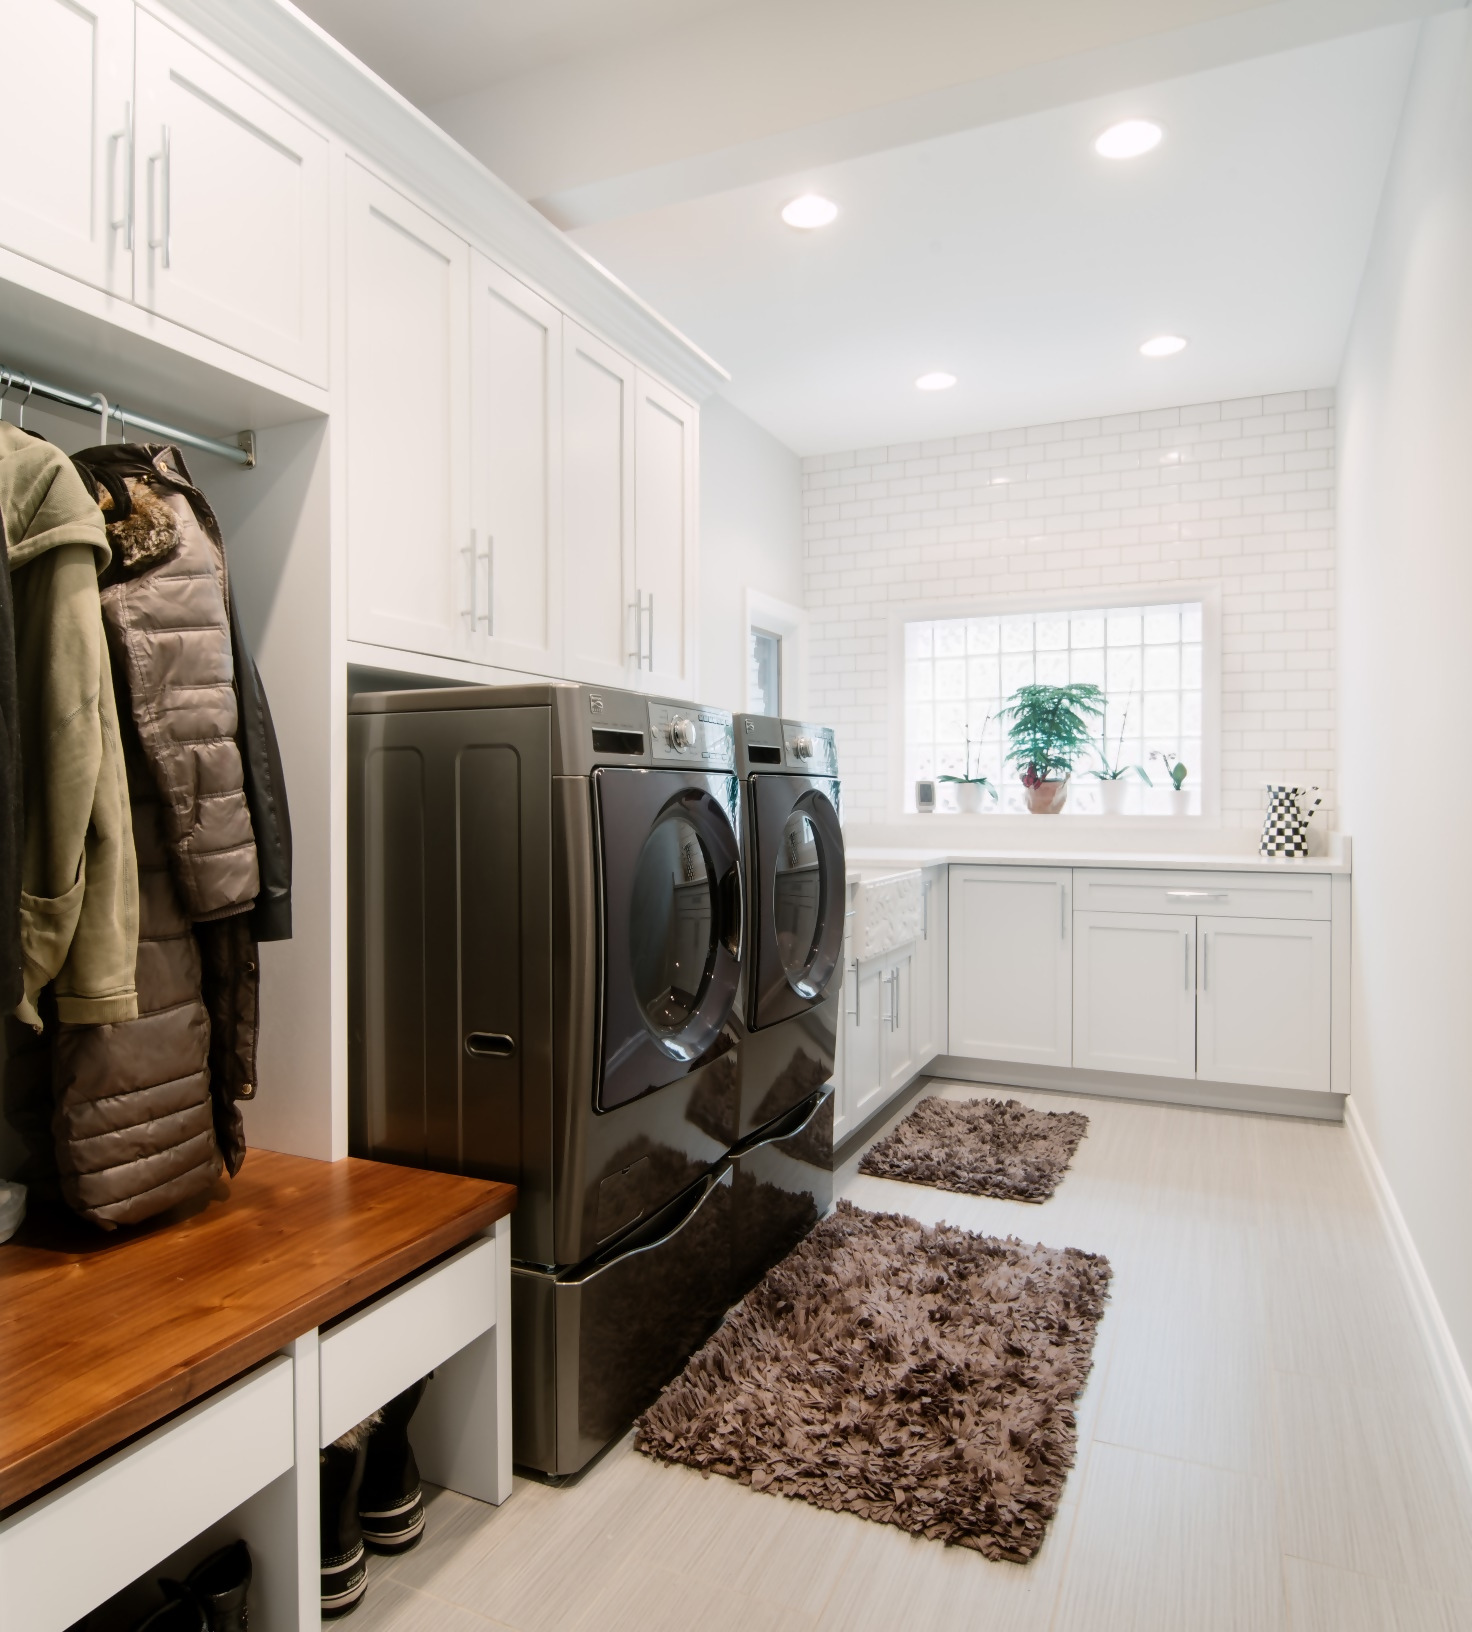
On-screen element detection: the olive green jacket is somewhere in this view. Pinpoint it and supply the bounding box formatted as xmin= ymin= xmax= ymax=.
xmin=0 ymin=423 xmax=138 ymax=1027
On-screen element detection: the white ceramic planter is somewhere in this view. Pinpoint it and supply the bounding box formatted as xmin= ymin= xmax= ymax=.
xmin=954 ymin=781 xmax=989 ymax=814
xmin=1169 ymin=787 xmax=1192 ymax=815
xmin=1097 ymin=780 xmax=1129 ymax=816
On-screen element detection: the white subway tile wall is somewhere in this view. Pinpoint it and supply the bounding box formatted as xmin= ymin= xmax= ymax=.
xmin=803 ymin=389 xmax=1336 ymax=828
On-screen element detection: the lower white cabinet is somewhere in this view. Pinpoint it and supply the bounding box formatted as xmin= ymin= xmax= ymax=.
xmin=1073 ymin=910 xmax=1197 ymax=1079
xmin=833 ymin=933 xmax=916 ymax=1144
xmin=911 ymin=866 xmax=946 ymax=1065
xmin=1197 ymin=915 xmax=1331 ymax=1092
xmin=949 ymin=866 xmax=1072 ymax=1066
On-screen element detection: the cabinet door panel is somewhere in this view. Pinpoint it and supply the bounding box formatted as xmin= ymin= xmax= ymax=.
xmin=634 ymin=370 xmax=696 ymax=696
xmin=1197 ymin=915 xmax=1331 ymax=1092
xmin=845 ymin=961 xmax=885 ymax=1127
xmin=562 ymin=323 xmax=634 ymax=687
xmin=948 ymin=866 xmax=1072 ymax=1066
xmin=1073 ymin=911 xmax=1196 ymax=1079
xmin=345 ymin=163 xmax=469 ymax=659
xmin=0 ymin=0 xmax=133 ymax=293
xmin=470 ymin=256 xmax=562 ymax=676
xmin=134 ymin=11 xmax=328 ymax=382
xmin=882 ymin=951 xmax=914 ymax=1098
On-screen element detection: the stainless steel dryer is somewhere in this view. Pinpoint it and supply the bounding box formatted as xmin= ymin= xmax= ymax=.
xmin=348 ymin=682 xmax=745 ymax=1477
xmin=728 ymin=715 xmax=845 ymax=1298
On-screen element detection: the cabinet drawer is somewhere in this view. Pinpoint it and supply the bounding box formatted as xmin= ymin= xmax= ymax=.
xmin=0 ymin=1358 xmax=292 ymax=1632
xmin=1073 ymin=869 xmax=1330 ymax=921
xmin=320 ymin=1236 xmax=497 ymax=1446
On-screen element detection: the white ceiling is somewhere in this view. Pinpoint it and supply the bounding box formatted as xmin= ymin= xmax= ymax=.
xmin=569 ymin=25 xmax=1419 ymax=453
xmin=291 ymin=0 xmax=735 ymax=107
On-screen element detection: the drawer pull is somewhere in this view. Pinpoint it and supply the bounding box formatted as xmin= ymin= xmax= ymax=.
xmin=465 ymin=1032 xmax=515 ymax=1057
xmin=1165 ymin=890 xmax=1228 ymax=900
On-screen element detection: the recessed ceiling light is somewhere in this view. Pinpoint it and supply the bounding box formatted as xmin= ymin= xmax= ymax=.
xmin=781 ymin=193 xmax=838 ymax=229
xmin=915 ymin=371 xmax=957 ymax=391
xmin=1095 ymin=119 xmax=1163 ymax=159
xmin=1140 ymin=334 xmax=1188 ymax=358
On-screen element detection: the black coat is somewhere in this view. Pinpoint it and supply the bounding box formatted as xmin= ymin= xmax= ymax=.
xmin=0 ymin=511 xmax=21 ymax=1012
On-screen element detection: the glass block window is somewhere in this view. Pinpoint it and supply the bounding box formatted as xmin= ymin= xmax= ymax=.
xmin=903 ymin=601 xmax=1204 ymax=814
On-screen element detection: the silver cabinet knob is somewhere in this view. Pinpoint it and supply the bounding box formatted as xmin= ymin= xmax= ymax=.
xmin=668 ymin=717 xmax=697 ymax=749
xmin=793 ymin=735 xmax=814 ymax=759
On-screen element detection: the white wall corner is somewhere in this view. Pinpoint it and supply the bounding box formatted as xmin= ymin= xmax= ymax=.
xmin=1345 ymin=1099 xmax=1472 ymax=1500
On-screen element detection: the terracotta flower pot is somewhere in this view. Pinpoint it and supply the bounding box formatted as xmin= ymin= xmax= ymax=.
xmin=1025 ymin=779 xmax=1069 ymax=815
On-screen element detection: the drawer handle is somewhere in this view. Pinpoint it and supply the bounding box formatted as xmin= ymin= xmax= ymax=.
xmin=465 ymin=1032 xmax=515 ymax=1057
xmin=1165 ymin=890 xmax=1228 ymax=900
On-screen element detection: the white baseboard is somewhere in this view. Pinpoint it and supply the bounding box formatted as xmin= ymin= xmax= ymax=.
xmin=1345 ymin=1099 xmax=1472 ymax=1496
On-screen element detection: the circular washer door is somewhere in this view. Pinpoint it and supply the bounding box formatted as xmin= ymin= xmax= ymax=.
xmin=751 ymin=777 xmax=844 ymax=1029
xmin=596 ymin=769 xmax=743 ymax=1110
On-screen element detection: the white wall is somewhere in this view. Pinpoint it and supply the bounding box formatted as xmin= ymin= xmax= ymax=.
xmin=699 ymin=395 xmax=804 ymax=713
xmin=1338 ymin=11 xmax=1472 ymax=1373
xmin=804 ymin=390 xmax=1337 ymax=830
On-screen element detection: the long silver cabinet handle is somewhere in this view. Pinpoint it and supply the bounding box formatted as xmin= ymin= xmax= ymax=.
xmin=848 ymin=959 xmax=861 ymax=1025
xmin=477 ymin=530 xmax=492 ymax=630
xmin=921 ymin=881 xmax=929 ymax=941
xmin=1184 ymin=935 xmax=1190 ymax=991
xmin=111 ymin=101 xmax=134 ymax=249
xmin=1201 ymin=933 xmax=1209 ymax=992
xmin=647 ymin=591 xmax=655 ymax=670
xmin=462 ymin=531 xmax=477 ymax=628
xmin=148 ymin=125 xmax=172 ymax=269
xmin=1166 ymin=889 xmax=1228 ymax=900
xmin=1060 ymin=884 xmax=1068 ymax=939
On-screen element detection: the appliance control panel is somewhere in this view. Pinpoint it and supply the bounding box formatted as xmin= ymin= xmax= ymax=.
xmin=781 ymin=720 xmax=838 ymax=776
xmin=648 ymin=702 xmax=735 ymax=769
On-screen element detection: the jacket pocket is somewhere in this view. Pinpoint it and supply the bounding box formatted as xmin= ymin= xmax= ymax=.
xmin=15 ymin=879 xmax=85 ymax=1027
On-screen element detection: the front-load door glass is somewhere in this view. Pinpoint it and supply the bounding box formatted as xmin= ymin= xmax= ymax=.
xmin=751 ymin=777 xmax=844 ymax=1029
xmin=631 ymin=810 xmax=717 ymax=1038
xmin=596 ymin=769 xmax=743 ymax=1111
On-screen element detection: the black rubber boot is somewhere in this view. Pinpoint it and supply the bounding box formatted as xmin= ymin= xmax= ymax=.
xmin=320 ymin=1432 xmax=371 ymax=1618
xmin=185 ymin=1540 xmax=251 ymax=1631
xmin=359 ymin=1376 xmax=431 ymax=1554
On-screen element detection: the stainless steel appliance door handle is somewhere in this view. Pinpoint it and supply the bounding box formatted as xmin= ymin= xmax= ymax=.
xmin=465 ymin=1031 xmax=515 ymax=1057
xmin=563 ymin=1166 xmax=731 ymax=1287
xmin=732 ymin=1086 xmax=831 ymax=1157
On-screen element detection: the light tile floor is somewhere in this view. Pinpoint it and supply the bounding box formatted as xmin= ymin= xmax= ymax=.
xmin=356 ymin=1083 xmax=1472 ymax=1632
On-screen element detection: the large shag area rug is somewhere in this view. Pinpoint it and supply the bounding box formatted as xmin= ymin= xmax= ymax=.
xmin=859 ymin=1096 xmax=1090 ymax=1203
xmin=635 ymin=1200 xmax=1112 ymax=1562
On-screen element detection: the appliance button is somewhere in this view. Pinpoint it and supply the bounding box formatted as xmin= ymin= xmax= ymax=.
xmin=667 ymin=716 xmax=697 ymax=750
xmin=793 ymin=735 xmax=815 ymax=759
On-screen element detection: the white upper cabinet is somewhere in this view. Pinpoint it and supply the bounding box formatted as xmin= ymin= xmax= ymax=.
xmin=949 ymin=866 xmax=1073 ymax=1067
xmin=1196 ymin=915 xmax=1331 ymax=1093
xmin=632 ymin=370 xmax=697 ymax=697
xmin=344 ymin=161 xmax=469 ymax=660
xmin=132 ymin=11 xmax=328 ymax=383
xmin=468 ymin=255 xmax=563 ymax=677
xmin=562 ymin=322 xmax=636 ymax=688
xmin=1073 ymin=910 xmax=1197 ymax=1079
xmin=0 ymin=0 xmax=134 ymax=294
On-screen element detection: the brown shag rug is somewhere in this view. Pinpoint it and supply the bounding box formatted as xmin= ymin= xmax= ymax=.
xmin=859 ymin=1096 xmax=1089 ymax=1203
xmin=635 ymin=1200 xmax=1111 ymax=1562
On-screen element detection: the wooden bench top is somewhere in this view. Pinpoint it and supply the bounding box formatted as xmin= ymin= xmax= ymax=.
xmin=0 ymin=1150 xmax=516 ymax=1511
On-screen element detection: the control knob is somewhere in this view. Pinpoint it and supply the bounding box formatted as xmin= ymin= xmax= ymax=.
xmin=792 ymin=735 xmax=815 ymax=759
xmin=667 ymin=716 xmax=697 ymax=750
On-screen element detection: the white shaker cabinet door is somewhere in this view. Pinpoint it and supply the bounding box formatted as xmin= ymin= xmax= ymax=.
xmin=0 ymin=0 xmax=133 ymax=294
xmin=846 ymin=958 xmax=887 ymax=1128
xmin=881 ymin=950 xmax=915 ymax=1100
xmin=949 ymin=866 xmax=1072 ymax=1067
xmin=1197 ymin=915 xmax=1332 ymax=1093
xmin=469 ymin=255 xmax=563 ymax=676
xmin=133 ymin=11 xmax=328 ymax=383
xmin=562 ymin=322 xmax=636 ymax=688
xmin=344 ymin=162 xmax=469 ymax=660
xmin=1073 ymin=910 xmax=1197 ymax=1079
xmin=633 ymin=370 xmax=697 ymax=698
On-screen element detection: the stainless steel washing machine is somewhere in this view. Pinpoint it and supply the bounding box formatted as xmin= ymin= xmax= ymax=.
xmin=348 ymin=681 xmax=745 ymax=1476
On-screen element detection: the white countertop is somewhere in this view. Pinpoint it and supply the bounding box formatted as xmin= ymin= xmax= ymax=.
xmin=846 ymin=845 xmax=1350 ymax=877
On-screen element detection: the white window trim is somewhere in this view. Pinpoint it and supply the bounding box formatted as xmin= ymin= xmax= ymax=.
xmin=746 ymin=589 xmax=808 ymax=717
xmin=886 ymin=584 xmax=1223 ymax=827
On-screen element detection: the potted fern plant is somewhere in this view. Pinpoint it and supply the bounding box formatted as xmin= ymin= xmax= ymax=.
xmin=938 ymin=722 xmax=999 ymax=813
xmin=1089 ymin=698 xmax=1152 ymax=815
xmin=1001 ymin=683 xmax=1105 ymax=814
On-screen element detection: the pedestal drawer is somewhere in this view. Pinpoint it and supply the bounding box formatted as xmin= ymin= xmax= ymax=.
xmin=319 ymin=1235 xmax=497 ymax=1446
xmin=1073 ymin=869 xmax=1331 ymax=921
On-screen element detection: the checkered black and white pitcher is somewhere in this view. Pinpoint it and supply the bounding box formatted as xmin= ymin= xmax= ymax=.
xmin=1260 ymin=785 xmax=1322 ymax=858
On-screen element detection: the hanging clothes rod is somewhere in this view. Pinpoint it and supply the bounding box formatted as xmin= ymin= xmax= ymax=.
xmin=0 ymin=366 xmax=256 ymax=468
